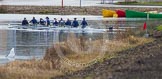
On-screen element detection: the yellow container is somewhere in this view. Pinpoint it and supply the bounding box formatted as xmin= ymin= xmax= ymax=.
xmin=102 ymin=9 xmax=116 ymax=17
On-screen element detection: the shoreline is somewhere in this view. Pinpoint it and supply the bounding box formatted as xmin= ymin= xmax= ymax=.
xmin=1 ymin=5 xmax=162 ymax=15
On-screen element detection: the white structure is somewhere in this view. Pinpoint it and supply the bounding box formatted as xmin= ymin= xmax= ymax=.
xmin=101 ymin=0 xmax=120 ymax=3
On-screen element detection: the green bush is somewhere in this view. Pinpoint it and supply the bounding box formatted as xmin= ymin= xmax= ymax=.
xmin=156 ymin=25 xmax=162 ymax=31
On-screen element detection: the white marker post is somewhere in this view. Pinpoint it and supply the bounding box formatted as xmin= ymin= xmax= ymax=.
xmin=145 ymin=13 xmax=149 ymax=37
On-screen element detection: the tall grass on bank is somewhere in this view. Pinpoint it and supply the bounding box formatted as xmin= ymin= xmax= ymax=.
xmin=44 ymin=32 xmax=153 ymax=71
xmin=0 ymin=5 xmax=7 ymax=13
xmin=0 ymin=31 xmax=153 ymax=79
xmin=44 ymin=33 xmax=107 ymax=71
xmin=0 ymin=60 xmax=62 ymax=79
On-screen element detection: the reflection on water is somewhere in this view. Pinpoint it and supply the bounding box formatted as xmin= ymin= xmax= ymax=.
xmin=0 ymin=29 xmax=115 ymax=58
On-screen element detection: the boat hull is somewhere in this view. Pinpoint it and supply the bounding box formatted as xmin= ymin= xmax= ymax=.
xmin=116 ymin=10 xmax=126 ymax=17
xmin=102 ymin=9 xmax=116 ymax=17
xmin=126 ymin=10 xmax=162 ymax=18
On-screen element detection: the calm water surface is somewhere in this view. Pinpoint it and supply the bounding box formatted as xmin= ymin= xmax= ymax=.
xmin=1 ymin=0 xmax=101 ymax=6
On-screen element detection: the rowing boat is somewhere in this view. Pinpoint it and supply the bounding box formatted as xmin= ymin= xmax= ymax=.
xmin=7 ymin=25 xmax=126 ymax=33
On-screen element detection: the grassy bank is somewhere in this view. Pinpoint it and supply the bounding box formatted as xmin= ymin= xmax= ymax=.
xmin=0 ymin=31 xmax=154 ymax=79
xmin=0 ymin=60 xmax=63 ymax=79
xmin=1 ymin=5 xmax=162 ymax=15
xmin=54 ymin=37 xmax=162 ymax=79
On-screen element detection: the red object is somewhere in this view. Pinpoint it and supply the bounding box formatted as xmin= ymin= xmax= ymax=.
xmin=116 ymin=10 xmax=126 ymax=17
xmin=143 ymin=22 xmax=147 ymax=30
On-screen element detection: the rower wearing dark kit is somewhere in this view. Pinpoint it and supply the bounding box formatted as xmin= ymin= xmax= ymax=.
xmin=22 ymin=18 xmax=29 ymax=26
xmin=72 ymin=18 xmax=79 ymax=28
xmin=30 ymin=17 xmax=38 ymax=25
xmin=39 ymin=18 xmax=45 ymax=25
xmin=65 ymin=18 xmax=71 ymax=27
xmin=81 ymin=18 xmax=88 ymax=29
xmin=46 ymin=17 xmax=50 ymax=26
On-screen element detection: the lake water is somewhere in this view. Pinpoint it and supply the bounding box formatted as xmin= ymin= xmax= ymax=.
xmin=1 ymin=0 xmax=102 ymax=6
xmin=0 ymin=0 xmax=122 ymax=6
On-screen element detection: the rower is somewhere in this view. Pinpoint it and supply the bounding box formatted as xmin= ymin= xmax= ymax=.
xmin=53 ymin=18 xmax=59 ymax=27
xmin=30 ymin=17 xmax=38 ymax=26
xmin=65 ymin=18 xmax=71 ymax=28
xmin=45 ymin=17 xmax=50 ymax=26
xmin=39 ymin=18 xmax=45 ymax=25
xmin=72 ymin=18 xmax=79 ymax=28
xmin=59 ymin=18 xmax=65 ymax=27
xmin=81 ymin=18 xmax=88 ymax=29
xmin=22 ymin=18 xmax=29 ymax=26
